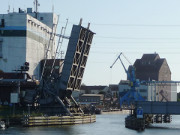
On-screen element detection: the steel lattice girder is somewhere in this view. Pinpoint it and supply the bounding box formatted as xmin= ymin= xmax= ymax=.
xmin=58 ymin=25 xmax=94 ymax=93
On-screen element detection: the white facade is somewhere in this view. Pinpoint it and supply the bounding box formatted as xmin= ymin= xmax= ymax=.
xmin=147 ymin=84 xmax=159 ymax=101
xmin=119 ymin=80 xmax=148 ymax=100
xmin=171 ymin=83 xmax=177 ymax=101
xmin=0 ymin=10 xmax=58 ymax=79
xmin=118 ymin=80 xmax=177 ymax=101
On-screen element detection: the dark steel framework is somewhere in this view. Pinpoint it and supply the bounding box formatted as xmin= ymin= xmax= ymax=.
xmin=38 ymin=24 xmax=95 ymax=116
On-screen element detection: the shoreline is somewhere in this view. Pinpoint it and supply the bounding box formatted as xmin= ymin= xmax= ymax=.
xmin=101 ymin=110 xmax=130 ymax=115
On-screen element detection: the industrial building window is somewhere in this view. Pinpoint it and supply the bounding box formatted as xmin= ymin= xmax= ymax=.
xmin=0 ymin=41 xmax=2 ymax=58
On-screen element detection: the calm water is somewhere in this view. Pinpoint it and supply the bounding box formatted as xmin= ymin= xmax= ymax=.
xmin=1 ymin=114 xmax=180 ymax=135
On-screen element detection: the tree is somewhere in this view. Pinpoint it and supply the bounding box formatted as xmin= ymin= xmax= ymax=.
xmin=177 ymin=92 xmax=180 ymax=102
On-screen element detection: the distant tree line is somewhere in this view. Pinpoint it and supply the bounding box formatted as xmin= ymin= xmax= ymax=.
xmin=178 ymin=92 xmax=180 ymax=102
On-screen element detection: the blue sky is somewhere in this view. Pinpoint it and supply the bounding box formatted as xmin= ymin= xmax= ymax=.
xmin=1 ymin=0 xmax=180 ymax=87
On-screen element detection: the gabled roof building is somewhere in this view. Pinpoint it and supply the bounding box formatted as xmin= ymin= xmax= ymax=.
xmin=134 ymin=53 xmax=171 ymax=81
xmin=133 ymin=53 xmax=172 ymax=101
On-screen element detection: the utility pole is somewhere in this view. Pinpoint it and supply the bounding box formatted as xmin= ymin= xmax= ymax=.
xmin=34 ymin=0 xmax=39 ymax=18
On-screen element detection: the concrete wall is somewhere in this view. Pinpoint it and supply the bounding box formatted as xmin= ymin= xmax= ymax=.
xmin=158 ymin=60 xmax=171 ymax=101
xmin=0 ymin=12 xmax=58 ymax=80
xmin=28 ymin=12 xmax=57 ymax=28
xmin=147 ymin=84 xmax=159 ymax=101
xmin=0 ymin=13 xmax=27 ymax=72
xmin=26 ymin=14 xmax=56 ymax=79
xmin=0 ymin=37 xmax=26 ymax=71
xmin=171 ymin=83 xmax=177 ymax=101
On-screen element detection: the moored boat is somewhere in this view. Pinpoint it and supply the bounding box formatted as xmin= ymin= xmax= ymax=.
xmin=0 ymin=121 xmax=5 ymax=128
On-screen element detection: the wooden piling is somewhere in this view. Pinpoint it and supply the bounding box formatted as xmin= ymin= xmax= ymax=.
xmin=22 ymin=115 xmax=96 ymax=126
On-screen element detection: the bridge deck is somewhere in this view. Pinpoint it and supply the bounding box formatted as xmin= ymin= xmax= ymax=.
xmin=135 ymin=101 xmax=180 ymax=115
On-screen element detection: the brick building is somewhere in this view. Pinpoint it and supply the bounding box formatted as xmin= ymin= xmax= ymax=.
xmin=134 ymin=53 xmax=171 ymax=101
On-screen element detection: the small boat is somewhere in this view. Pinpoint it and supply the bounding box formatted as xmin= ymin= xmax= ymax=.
xmin=0 ymin=121 xmax=5 ymax=128
xmin=95 ymin=108 xmax=102 ymax=114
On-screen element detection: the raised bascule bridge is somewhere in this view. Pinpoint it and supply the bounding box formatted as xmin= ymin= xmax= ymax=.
xmin=23 ymin=23 xmax=96 ymax=126
xmin=0 ymin=0 xmax=96 ymax=127
xmin=0 ymin=21 xmax=96 ymax=127
xmin=25 ymin=22 xmax=95 ymax=125
xmin=37 ymin=22 xmax=95 ymax=116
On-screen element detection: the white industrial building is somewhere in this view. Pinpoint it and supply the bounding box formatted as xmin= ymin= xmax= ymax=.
xmin=171 ymin=83 xmax=177 ymax=101
xmin=119 ymin=80 xmax=148 ymax=100
xmin=0 ymin=8 xmax=58 ymax=79
xmin=119 ymin=80 xmax=177 ymax=101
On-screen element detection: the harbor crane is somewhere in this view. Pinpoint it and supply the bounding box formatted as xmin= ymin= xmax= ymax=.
xmin=111 ymin=53 xmax=180 ymax=130
xmin=110 ymin=52 xmax=144 ymax=108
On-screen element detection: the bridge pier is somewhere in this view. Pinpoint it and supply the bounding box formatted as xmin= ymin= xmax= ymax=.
xmin=125 ymin=114 xmax=145 ymax=130
xmin=125 ymin=101 xmax=177 ymax=130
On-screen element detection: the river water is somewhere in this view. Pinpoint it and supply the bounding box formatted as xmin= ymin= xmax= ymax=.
xmin=1 ymin=114 xmax=180 ymax=135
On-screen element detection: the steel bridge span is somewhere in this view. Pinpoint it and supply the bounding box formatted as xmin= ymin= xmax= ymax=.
xmin=135 ymin=101 xmax=180 ymax=115
xmin=125 ymin=101 xmax=180 ymax=130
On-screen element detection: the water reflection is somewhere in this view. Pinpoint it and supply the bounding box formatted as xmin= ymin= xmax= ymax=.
xmin=1 ymin=114 xmax=180 ymax=135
